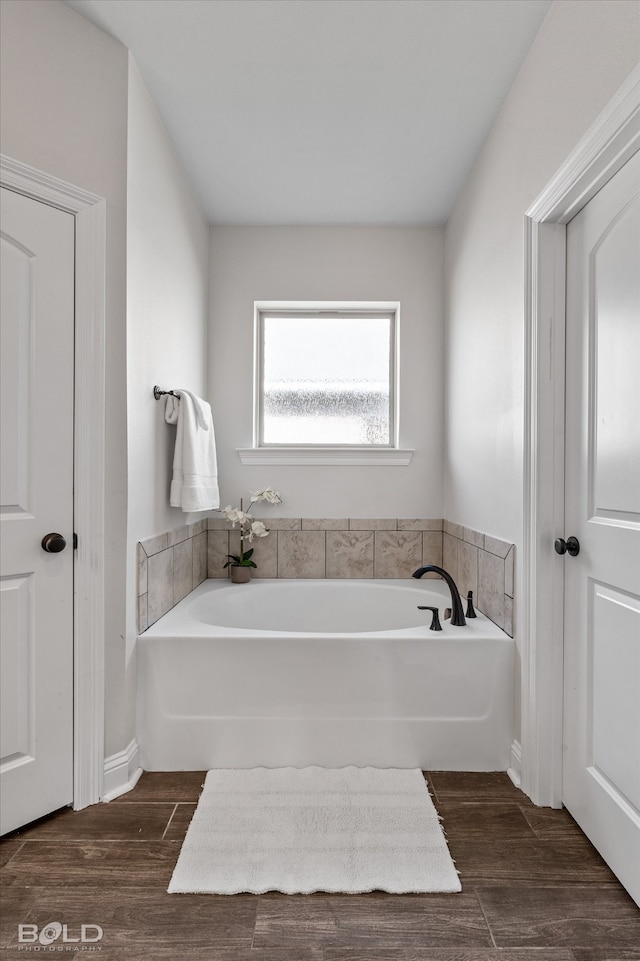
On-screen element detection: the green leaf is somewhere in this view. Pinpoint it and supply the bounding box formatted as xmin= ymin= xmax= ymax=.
xmin=222 ymin=551 xmax=257 ymax=569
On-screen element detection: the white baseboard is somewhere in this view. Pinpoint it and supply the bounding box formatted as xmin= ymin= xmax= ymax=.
xmin=507 ymin=739 xmax=522 ymax=788
xmin=102 ymin=737 xmax=143 ymax=802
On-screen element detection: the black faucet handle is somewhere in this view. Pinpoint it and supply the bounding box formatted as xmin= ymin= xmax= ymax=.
xmin=466 ymin=590 xmax=477 ymax=618
xmin=418 ymin=605 xmax=442 ymax=631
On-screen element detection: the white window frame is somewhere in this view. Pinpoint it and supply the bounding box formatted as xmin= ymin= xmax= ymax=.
xmin=237 ymin=302 xmax=413 ymax=466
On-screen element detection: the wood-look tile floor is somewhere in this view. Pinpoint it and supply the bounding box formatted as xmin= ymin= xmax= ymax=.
xmin=1 ymin=771 xmax=639 ymax=960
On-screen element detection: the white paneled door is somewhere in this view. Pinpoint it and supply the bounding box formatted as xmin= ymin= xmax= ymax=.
xmin=0 ymin=187 xmax=75 ymax=834
xmin=563 ymin=151 xmax=640 ymax=905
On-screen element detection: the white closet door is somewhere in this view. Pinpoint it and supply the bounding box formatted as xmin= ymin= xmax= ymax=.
xmin=0 ymin=187 xmax=75 ymax=834
xmin=562 ymin=151 xmax=640 ymax=905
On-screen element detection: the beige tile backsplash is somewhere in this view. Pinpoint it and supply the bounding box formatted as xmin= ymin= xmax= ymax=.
xmin=326 ymin=531 xmax=374 ymax=578
xmin=443 ymin=524 xmax=515 ymax=635
xmin=139 ymin=516 xmax=514 ymax=636
xmin=373 ymin=530 xmax=424 ymax=578
xmin=277 ymin=530 xmax=326 ymax=579
xmin=137 ymin=518 xmax=207 ymax=633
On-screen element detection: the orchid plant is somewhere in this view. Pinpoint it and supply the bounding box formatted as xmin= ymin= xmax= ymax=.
xmin=221 ymin=487 xmax=282 ymax=569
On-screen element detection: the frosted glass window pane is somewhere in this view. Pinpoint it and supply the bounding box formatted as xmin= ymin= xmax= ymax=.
xmin=261 ymin=314 xmax=393 ymax=445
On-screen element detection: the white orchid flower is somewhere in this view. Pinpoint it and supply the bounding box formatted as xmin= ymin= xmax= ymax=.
xmin=249 ymin=520 xmax=269 ymax=539
xmin=222 ymin=506 xmax=251 ymax=527
xmin=220 ymin=490 xmax=281 ymax=569
xmin=250 ymin=487 xmax=282 ymax=505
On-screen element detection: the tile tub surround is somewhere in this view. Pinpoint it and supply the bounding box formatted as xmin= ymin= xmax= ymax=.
xmin=137 ymin=520 xmax=208 ymax=633
xmin=206 ymin=517 xmax=445 ymax=583
xmin=138 ymin=517 xmax=514 ymax=636
xmin=443 ymin=521 xmax=515 ymax=636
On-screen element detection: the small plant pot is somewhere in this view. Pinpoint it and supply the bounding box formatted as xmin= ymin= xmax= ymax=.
xmin=229 ymin=566 xmax=252 ymax=584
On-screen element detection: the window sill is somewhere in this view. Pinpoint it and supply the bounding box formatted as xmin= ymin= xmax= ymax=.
xmin=237 ymin=447 xmax=414 ymax=466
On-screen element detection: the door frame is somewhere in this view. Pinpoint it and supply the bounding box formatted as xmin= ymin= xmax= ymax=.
xmin=521 ymin=66 xmax=640 ymax=807
xmin=1 ymin=154 xmax=106 ymax=810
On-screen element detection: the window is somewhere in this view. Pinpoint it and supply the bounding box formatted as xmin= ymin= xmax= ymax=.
xmin=256 ymin=305 xmax=397 ymax=447
xmin=239 ymin=302 xmax=412 ymax=465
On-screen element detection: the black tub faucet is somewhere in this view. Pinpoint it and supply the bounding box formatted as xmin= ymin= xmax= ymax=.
xmin=412 ymin=565 xmax=467 ymax=626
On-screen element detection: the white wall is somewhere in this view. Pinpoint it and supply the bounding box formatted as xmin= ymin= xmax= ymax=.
xmin=445 ymin=0 xmax=639 ymax=543
xmin=0 ymin=0 xmax=130 ymax=757
xmin=0 ymin=2 xmax=211 ymax=763
xmin=126 ymin=58 xmax=210 ymax=748
xmin=444 ymin=0 xmax=640 ymax=735
xmin=126 ymin=58 xmax=210 ymax=543
xmin=209 ymin=226 xmax=444 ymax=518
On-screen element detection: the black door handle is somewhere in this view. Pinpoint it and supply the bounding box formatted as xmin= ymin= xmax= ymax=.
xmin=41 ymin=532 xmax=67 ymax=553
xmin=554 ymin=536 xmax=580 ymax=557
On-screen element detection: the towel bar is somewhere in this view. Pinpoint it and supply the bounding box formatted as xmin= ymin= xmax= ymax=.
xmin=153 ymin=386 xmax=180 ymax=400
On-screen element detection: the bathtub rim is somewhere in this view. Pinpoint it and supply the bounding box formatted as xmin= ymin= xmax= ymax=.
xmin=139 ymin=577 xmax=510 ymax=641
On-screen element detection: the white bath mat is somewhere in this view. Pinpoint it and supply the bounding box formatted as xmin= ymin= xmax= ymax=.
xmin=168 ymin=766 xmax=460 ymax=895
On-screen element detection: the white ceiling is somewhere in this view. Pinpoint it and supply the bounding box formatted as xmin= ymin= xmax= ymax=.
xmin=65 ymin=0 xmax=552 ymax=225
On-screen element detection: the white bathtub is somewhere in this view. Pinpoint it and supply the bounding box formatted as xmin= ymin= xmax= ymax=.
xmin=137 ymin=578 xmax=514 ymax=771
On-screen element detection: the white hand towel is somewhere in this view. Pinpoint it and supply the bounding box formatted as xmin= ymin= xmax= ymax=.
xmin=165 ymin=390 xmax=220 ymax=512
